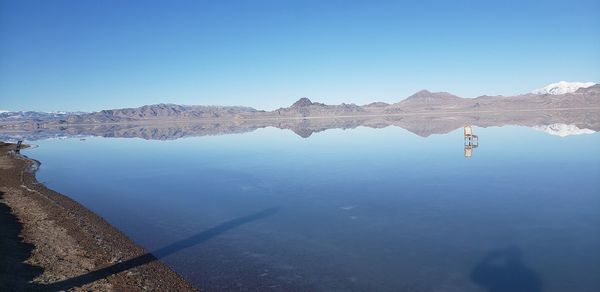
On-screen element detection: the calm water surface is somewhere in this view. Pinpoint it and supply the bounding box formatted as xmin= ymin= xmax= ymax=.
xmin=26 ymin=126 xmax=600 ymax=291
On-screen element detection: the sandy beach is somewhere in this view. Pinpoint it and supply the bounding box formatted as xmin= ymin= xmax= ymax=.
xmin=0 ymin=142 xmax=196 ymax=291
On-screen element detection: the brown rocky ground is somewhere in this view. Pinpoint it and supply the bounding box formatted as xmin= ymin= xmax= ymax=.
xmin=0 ymin=142 xmax=196 ymax=291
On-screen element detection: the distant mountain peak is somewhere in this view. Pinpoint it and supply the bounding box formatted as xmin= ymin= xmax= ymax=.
xmin=291 ymin=97 xmax=313 ymax=107
xmin=408 ymin=89 xmax=432 ymax=98
xmin=531 ymin=81 xmax=596 ymax=95
xmin=404 ymin=90 xmax=461 ymax=102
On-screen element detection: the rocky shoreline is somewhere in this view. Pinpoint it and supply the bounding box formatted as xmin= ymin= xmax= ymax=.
xmin=0 ymin=142 xmax=196 ymax=291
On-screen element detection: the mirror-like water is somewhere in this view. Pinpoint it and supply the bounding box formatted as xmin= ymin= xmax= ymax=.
xmin=25 ymin=125 xmax=600 ymax=291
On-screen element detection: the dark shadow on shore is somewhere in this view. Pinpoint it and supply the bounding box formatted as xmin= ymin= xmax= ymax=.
xmin=29 ymin=207 xmax=278 ymax=291
xmin=0 ymin=191 xmax=45 ymax=292
xmin=471 ymin=246 xmax=542 ymax=292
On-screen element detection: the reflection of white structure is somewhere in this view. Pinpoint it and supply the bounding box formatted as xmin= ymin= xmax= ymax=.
xmin=464 ymin=144 xmax=475 ymax=158
xmin=533 ymin=124 xmax=596 ymax=137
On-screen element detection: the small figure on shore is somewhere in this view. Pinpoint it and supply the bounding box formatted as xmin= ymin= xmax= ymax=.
xmin=15 ymin=140 xmax=23 ymax=154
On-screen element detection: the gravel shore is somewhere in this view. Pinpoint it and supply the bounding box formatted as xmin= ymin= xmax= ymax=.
xmin=0 ymin=142 xmax=196 ymax=291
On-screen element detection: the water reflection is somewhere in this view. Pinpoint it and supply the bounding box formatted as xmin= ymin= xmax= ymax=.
xmin=17 ymin=120 xmax=600 ymax=291
xmin=1 ymin=110 xmax=598 ymax=141
xmin=464 ymin=125 xmax=479 ymax=158
xmin=464 ymin=141 xmax=479 ymax=158
xmin=533 ymin=123 xmax=596 ymax=137
xmin=471 ymin=246 xmax=542 ymax=292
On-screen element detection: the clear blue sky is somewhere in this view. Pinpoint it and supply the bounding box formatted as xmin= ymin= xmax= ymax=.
xmin=1 ymin=0 xmax=599 ymax=112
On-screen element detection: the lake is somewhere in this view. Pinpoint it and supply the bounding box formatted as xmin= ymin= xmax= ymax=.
xmin=23 ymin=124 xmax=600 ymax=291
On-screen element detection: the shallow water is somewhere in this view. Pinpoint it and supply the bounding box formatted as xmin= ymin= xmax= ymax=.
xmin=26 ymin=125 xmax=600 ymax=291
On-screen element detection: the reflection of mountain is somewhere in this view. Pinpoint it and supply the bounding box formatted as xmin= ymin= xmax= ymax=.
xmin=1 ymin=83 xmax=599 ymax=140
xmin=533 ymin=123 xmax=595 ymax=137
xmin=1 ymin=109 xmax=598 ymax=141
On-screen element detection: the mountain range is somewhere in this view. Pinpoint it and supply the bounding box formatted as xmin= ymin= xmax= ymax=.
xmin=1 ymin=82 xmax=598 ymax=128
xmin=531 ymin=81 xmax=596 ymax=95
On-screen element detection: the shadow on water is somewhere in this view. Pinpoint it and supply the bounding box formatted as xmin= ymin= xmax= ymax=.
xmin=15 ymin=206 xmax=278 ymax=291
xmin=470 ymin=246 xmax=542 ymax=292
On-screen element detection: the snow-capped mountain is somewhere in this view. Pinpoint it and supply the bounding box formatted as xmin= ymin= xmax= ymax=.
xmin=531 ymin=81 xmax=596 ymax=95
xmin=0 ymin=109 xmax=9 ymax=113
xmin=533 ymin=123 xmax=595 ymax=137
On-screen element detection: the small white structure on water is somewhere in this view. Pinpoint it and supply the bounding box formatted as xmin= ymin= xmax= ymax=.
xmin=464 ymin=126 xmax=479 ymax=158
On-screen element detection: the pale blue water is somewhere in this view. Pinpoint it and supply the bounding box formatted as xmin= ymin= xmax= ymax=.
xmin=25 ymin=126 xmax=600 ymax=291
